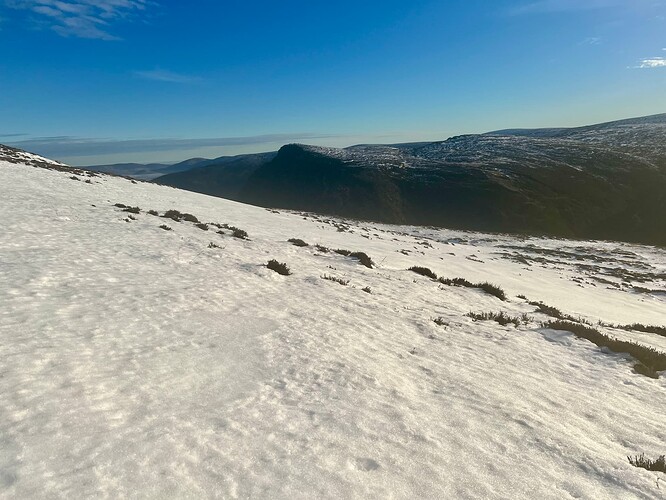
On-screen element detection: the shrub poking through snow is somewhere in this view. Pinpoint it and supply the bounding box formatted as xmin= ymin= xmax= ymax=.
xmin=267 ymin=259 xmax=291 ymax=276
xmin=147 ymin=210 xmax=159 ymax=216
xmin=322 ymin=274 xmax=349 ymax=286
xmin=628 ymin=454 xmax=666 ymax=473
xmin=528 ymin=300 xmax=590 ymax=324
xmin=433 ymin=317 xmax=448 ymax=326
xmin=122 ymin=206 xmax=140 ymax=214
xmin=598 ymin=321 xmax=666 ymax=339
xmin=620 ymin=323 xmax=666 ymax=338
xmin=231 ymin=227 xmax=248 ymax=239
xmin=315 ymin=244 xmax=330 ymax=253
xmin=114 ymin=203 xmax=128 ymax=208
xmin=362 ymin=286 xmax=372 ymax=294
xmin=467 ymin=311 xmax=521 ymax=327
xmin=211 ymin=223 xmax=247 ymax=239
xmin=162 ymin=210 xmax=183 ymax=221
xmin=408 ymin=266 xmax=438 ymax=280
xmin=350 ymin=252 xmax=374 ymax=269
xmin=333 ymin=249 xmax=375 ymax=268
xmin=529 ymin=301 xmax=564 ymax=318
xmin=288 ymin=238 xmax=309 ymax=247
xmin=208 ymin=242 xmax=220 ymax=249
xmin=159 ymin=224 xmax=172 ymax=231
xmin=162 ymin=210 xmax=199 ymax=223
xmin=477 ymin=282 xmax=507 ymax=301
xmin=439 ymin=277 xmax=507 ymax=301
xmin=633 ymin=363 xmax=660 ymax=379
xmin=439 ymin=277 xmax=473 ymax=287
xmin=543 ymin=320 xmax=666 ymax=375
xmin=195 ymin=223 xmax=209 ymax=231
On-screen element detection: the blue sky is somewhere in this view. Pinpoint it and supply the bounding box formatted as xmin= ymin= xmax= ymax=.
xmin=1 ymin=0 xmax=665 ymax=165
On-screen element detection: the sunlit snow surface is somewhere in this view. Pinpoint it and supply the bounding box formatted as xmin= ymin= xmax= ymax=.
xmin=1 ymin=160 xmax=665 ymax=499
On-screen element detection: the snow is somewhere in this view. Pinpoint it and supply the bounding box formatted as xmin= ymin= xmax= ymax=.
xmin=1 ymin=160 xmax=665 ymax=498
xmin=0 ymin=145 xmax=67 ymax=167
xmin=299 ymin=144 xmax=413 ymax=169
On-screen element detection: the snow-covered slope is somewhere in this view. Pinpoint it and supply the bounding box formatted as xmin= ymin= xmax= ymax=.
xmin=1 ymin=158 xmax=665 ymax=499
xmin=0 ymin=144 xmax=69 ymax=169
xmin=491 ymin=113 xmax=666 ymax=168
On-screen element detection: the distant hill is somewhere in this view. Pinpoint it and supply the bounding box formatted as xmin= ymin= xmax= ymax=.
xmin=488 ymin=113 xmax=666 ymax=169
xmin=84 ymin=151 xmax=282 ymax=181
xmin=81 ymin=157 xmax=215 ymax=181
xmin=153 ymin=152 xmax=277 ymax=200
xmin=154 ymin=114 xmax=666 ymax=246
xmin=81 ymin=162 xmax=174 ymax=180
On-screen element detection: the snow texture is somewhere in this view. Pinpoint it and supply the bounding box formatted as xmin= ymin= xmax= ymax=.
xmin=1 ymin=159 xmax=665 ymax=499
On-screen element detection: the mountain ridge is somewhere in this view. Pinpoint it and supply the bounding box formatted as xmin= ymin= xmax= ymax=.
xmin=154 ymin=113 xmax=666 ymax=246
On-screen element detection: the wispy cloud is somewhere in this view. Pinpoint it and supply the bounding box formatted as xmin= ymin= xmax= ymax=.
xmin=134 ymin=69 xmax=202 ymax=84
xmin=637 ymin=57 xmax=666 ymax=68
xmin=5 ymin=0 xmax=155 ymax=40
xmin=5 ymin=134 xmax=347 ymax=158
xmin=509 ymin=0 xmax=650 ymax=15
xmin=0 ymin=133 xmax=28 ymax=138
xmin=579 ymin=37 xmax=602 ymax=45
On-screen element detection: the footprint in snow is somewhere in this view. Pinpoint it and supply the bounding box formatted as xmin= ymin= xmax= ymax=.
xmin=352 ymin=458 xmax=381 ymax=472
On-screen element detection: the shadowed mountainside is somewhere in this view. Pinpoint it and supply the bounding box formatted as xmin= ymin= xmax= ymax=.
xmin=152 ymin=114 xmax=666 ymax=246
xmin=238 ymin=138 xmax=666 ymax=246
xmin=155 ymin=152 xmax=277 ymax=201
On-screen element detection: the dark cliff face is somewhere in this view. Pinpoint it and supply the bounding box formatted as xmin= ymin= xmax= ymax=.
xmin=239 ymin=144 xmax=407 ymax=223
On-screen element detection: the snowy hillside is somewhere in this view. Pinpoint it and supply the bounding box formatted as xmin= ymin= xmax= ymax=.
xmin=0 ymin=144 xmax=69 ymax=169
xmin=491 ymin=113 xmax=666 ymax=168
xmin=1 ymin=156 xmax=665 ymax=498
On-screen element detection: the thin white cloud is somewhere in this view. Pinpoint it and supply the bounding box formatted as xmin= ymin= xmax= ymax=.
xmin=6 ymin=134 xmax=348 ymax=157
xmin=638 ymin=57 xmax=666 ymax=68
xmin=134 ymin=69 xmax=202 ymax=84
xmin=5 ymin=0 xmax=155 ymax=40
xmin=579 ymin=37 xmax=602 ymax=45
xmin=509 ymin=0 xmax=655 ymax=15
